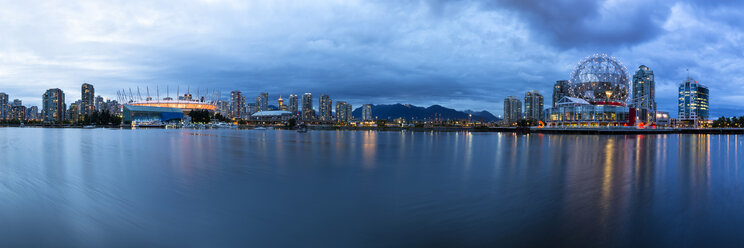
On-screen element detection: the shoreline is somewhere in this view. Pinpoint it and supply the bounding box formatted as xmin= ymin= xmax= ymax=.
xmin=3 ymin=124 xmax=744 ymax=134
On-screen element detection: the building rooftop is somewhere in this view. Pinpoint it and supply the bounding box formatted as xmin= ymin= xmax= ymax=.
xmin=124 ymin=105 xmax=183 ymax=113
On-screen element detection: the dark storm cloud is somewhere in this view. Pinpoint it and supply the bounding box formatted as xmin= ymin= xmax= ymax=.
xmin=1 ymin=0 xmax=744 ymax=117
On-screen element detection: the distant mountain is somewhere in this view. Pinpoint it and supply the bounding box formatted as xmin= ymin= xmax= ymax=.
xmin=352 ymin=103 xmax=500 ymax=122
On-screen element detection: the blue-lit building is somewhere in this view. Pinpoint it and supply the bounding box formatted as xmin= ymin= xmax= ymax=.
xmin=122 ymin=105 xmax=184 ymax=123
xmin=678 ymin=77 xmax=709 ymax=124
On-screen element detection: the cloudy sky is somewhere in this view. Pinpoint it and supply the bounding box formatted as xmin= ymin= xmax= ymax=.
xmin=0 ymin=0 xmax=742 ymax=117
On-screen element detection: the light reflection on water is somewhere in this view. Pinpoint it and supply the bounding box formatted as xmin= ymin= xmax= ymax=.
xmin=0 ymin=128 xmax=742 ymax=247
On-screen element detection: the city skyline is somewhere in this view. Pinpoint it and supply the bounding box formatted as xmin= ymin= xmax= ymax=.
xmin=0 ymin=1 xmax=742 ymax=117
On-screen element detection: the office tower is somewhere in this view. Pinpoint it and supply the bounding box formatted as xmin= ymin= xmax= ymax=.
xmin=362 ymin=104 xmax=373 ymax=121
xmin=552 ymin=80 xmax=570 ymax=108
xmin=0 ymin=93 xmax=8 ymax=120
xmin=43 ymin=88 xmax=66 ymax=123
xmin=318 ymin=94 xmax=332 ymax=121
xmin=288 ymin=94 xmax=299 ymax=114
xmin=524 ymin=90 xmax=544 ymax=121
xmin=345 ymin=104 xmax=352 ymax=121
xmin=245 ymin=103 xmax=259 ymax=116
xmin=678 ymin=77 xmax=709 ymax=123
xmin=256 ymin=92 xmax=268 ymax=111
xmin=632 ymin=65 xmax=657 ymax=123
xmin=230 ymin=90 xmax=242 ymax=119
xmin=503 ymin=96 xmax=522 ymax=124
xmin=11 ymin=99 xmax=22 ymax=107
xmin=302 ymin=93 xmax=314 ymax=120
xmin=81 ymin=83 xmax=95 ymax=116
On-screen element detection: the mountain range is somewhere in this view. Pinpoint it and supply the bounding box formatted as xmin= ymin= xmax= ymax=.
xmin=351 ymin=104 xmax=499 ymax=122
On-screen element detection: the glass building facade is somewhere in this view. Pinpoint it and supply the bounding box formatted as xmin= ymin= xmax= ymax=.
xmin=678 ymin=77 xmax=709 ymax=122
xmin=546 ymin=97 xmax=632 ymax=126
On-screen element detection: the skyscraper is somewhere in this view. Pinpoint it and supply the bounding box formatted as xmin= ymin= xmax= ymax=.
xmin=335 ymin=101 xmax=351 ymax=122
xmin=288 ymin=94 xmax=299 ymax=114
xmin=302 ymin=93 xmax=314 ymax=120
xmin=524 ymin=90 xmax=544 ymax=121
xmin=230 ymin=90 xmax=242 ymax=119
xmin=256 ymin=92 xmax=268 ymax=111
xmin=678 ymin=77 xmax=709 ymax=124
xmin=552 ymin=80 xmax=570 ymax=108
xmin=318 ymin=94 xmax=332 ymax=121
xmin=42 ymin=88 xmax=65 ymax=123
xmin=362 ymin=104 xmax=373 ymax=121
xmin=27 ymin=106 xmax=39 ymax=121
xmin=503 ymin=96 xmax=522 ymax=124
xmin=0 ymin=93 xmax=8 ymax=120
xmin=81 ymin=83 xmax=95 ymax=116
xmin=632 ymin=65 xmax=657 ymax=124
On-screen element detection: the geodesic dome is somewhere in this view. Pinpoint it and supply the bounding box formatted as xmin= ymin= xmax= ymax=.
xmin=569 ymin=54 xmax=630 ymax=103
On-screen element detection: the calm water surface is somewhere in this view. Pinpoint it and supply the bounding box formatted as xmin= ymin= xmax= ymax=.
xmin=0 ymin=128 xmax=742 ymax=247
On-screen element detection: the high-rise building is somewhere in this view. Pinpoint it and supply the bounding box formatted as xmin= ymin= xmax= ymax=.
xmin=11 ymin=99 xmax=22 ymax=107
xmin=11 ymin=105 xmax=26 ymax=120
xmin=362 ymin=104 xmax=373 ymax=121
xmin=678 ymin=77 xmax=709 ymax=123
xmin=256 ymin=92 xmax=268 ymax=111
xmin=524 ymin=90 xmax=544 ymax=121
xmin=42 ymin=88 xmax=66 ymax=123
xmin=552 ymin=80 xmax=570 ymax=108
xmin=27 ymin=106 xmax=39 ymax=121
xmin=95 ymin=95 xmax=105 ymax=112
xmin=335 ymin=101 xmax=352 ymax=123
xmin=318 ymin=94 xmax=332 ymax=121
xmin=632 ymin=65 xmax=657 ymax=124
xmin=503 ymin=96 xmax=522 ymax=124
xmin=288 ymin=94 xmax=299 ymax=114
xmin=69 ymin=100 xmax=82 ymax=122
xmin=0 ymin=93 xmax=8 ymax=120
xmin=302 ymin=93 xmax=314 ymax=120
xmin=229 ymin=90 xmax=242 ymax=119
xmin=81 ymin=83 xmax=95 ymax=116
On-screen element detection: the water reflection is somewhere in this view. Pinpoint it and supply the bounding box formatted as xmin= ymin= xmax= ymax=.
xmin=0 ymin=129 xmax=743 ymax=247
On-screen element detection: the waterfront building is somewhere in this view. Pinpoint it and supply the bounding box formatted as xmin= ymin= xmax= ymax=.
xmin=318 ymin=94 xmax=332 ymax=121
xmin=81 ymin=83 xmax=95 ymax=116
xmin=524 ymin=90 xmax=544 ymax=121
xmin=26 ymin=106 xmax=39 ymax=121
xmin=362 ymin=104 xmax=373 ymax=121
xmin=0 ymin=92 xmax=8 ymax=120
xmin=552 ymin=80 xmax=570 ymax=108
xmin=250 ymin=110 xmax=295 ymax=122
xmin=256 ymin=92 xmax=268 ymax=111
xmin=69 ymin=101 xmax=81 ymax=122
xmin=122 ymin=105 xmax=184 ymax=124
xmin=42 ymin=88 xmax=66 ymax=123
xmin=95 ymin=96 xmax=105 ymax=112
xmin=545 ymin=54 xmax=634 ymax=126
xmin=632 ymin=65 xmax=656 ymax=124
xmin=230 ymin=90 xmax=242 ymax=119
xmin=335 ymin=101 xmax=352 ymax=123
xmin=503 ymin=96 xmax=522 ymax=124
xmin=11 ymin=105 xmax=26 ymax=120
xmin=656 ymin=111 xmax=670 ymax=126
xmin=302 ymin=93 xmax=314 ymax=120
xmin=288 ymin=94 xmax=298 ymax=115
xmin=678 ymin=77 xmax=709 ymax=125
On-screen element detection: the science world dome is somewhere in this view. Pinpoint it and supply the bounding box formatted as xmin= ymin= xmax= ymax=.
xmin=569 ymin=54 xmax=630 ymax=104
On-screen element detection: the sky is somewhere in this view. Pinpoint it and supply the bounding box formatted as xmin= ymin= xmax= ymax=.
xmin=0 ymin=0 xmax=743 ymax=117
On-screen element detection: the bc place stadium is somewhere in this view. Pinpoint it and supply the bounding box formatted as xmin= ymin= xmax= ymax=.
xmin=116 ymin=87 xmax=220 ymax=126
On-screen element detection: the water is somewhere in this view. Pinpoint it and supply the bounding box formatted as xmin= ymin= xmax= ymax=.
xmin=0 ymin=128 xmax=742 ymax=247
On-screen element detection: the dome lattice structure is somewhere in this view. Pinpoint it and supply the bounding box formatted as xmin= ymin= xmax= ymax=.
xmin=569 ymin=54 xmax=630 ymax=103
